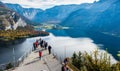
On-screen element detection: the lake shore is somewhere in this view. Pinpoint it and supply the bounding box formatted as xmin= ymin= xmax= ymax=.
xmin=0 ymin=30 xmax=49 ymax=46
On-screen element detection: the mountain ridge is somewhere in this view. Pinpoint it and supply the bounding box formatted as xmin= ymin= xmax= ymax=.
xmin=5 ymin=3 xmax=91 ymax=24
xmin=61 ymin=0 xmax=120 ymax=35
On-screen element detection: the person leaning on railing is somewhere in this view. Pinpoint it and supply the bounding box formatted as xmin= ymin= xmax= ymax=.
xmin=61 ymin=58 xmax=73 ymax=71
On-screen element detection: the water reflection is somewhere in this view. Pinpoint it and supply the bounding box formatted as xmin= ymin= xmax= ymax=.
xmin=41 ymin=33 xmax=117 ymax=64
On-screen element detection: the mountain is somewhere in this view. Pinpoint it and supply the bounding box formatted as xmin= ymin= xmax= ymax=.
xmin=0 ymin=2 xmax=27 ymax=30
xmin=62 ymin=0 xmax=120 ymax=35
xmin=0 ymin=1 xmax=5 ymax=7
xmin=33 ymin=4 xmax=90 ymax=24
xmin=4 ymin=0 xmax=120 ymax=35
xmin=5 ymin=4 xmax=42 ymax=25
xmin=5 ymin=4 xmax=43 ymax=20
xmin=5 ymin=4 xmax=90 ymax=24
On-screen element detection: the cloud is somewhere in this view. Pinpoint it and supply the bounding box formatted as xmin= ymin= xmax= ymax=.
xmin=1 ymin=0 xmax=99 ymax=10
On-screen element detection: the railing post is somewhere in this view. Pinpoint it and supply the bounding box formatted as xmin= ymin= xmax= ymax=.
xmin=13 ymin=47 xmax=16 ymax=68
xmin=0 ymin=45 xmax=41 ymax=70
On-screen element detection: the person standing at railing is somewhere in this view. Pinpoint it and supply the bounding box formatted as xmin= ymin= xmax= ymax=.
xmin=39 ymin=39 xmax=41 ymax=47
xmin=62 ymin=64 xmax=65 ymax=71
xmin=48 ymin=45 xmax=52 ymax=54
xmin=42 ymin=41 xmax=46 ymax=48
xmin=61 ymin=64 xmax=71 ymax=71
xmin=39 ymin=38 xmax=42 ymax=42
xmin=62 ymin=64 xmax=67 ymax=71
xmin=64 ymin=58 xmax=68 ymax=65
xmin=35 ymin=40 xmax=39 ymax=48
xmin=44 ymin=42 xmax=48 ymax=50
xmin=33 ymin=42 xmax=36 ymax=50
xmin=40 ymin=39 xmax=44 ymax=48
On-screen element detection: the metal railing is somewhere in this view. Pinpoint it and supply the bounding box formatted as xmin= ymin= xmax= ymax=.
xmin=0 ymin=47 xmax=33 ymax=70
xmin=51 ymin=48 xmax=79 ymax=71
xmin=0 ymin=44 xmax=72 ymax=71
xmin=52 ymin=49 xmax=63 ymax=64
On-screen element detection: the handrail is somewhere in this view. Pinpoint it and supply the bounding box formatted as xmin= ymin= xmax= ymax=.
xmin=67 ymin=62 xmax=80 ymax=71
xmin=0 ymin=41 xmax=69 ymax=71
xmin=52 ymin=49 xmax=63 ymax=63
xmin=0 ymin=47 xmax=33 ymax=70
xmin=51 ymin=48 xmax=79 ymax=71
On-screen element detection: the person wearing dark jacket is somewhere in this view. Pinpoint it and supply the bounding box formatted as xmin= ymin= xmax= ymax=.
xmin=48 ymin=45 xmax=52 ymax=54
xmin=44 ymin=42 xmax=48 ymax=50
xmin=33 ymin=42 xmax=36 ymax=50
xmin=40 ymin=40 xmax=44 ymax=47
xmin=61 ymin=65 xmax=65 ymax=71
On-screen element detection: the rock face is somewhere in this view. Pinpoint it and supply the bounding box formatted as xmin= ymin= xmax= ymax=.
xmin=0 ymin=2 xmax=27 ymax=30
xmin=5 ymin=4 xmax=42 ymax=20
xmin=0 ymin=11 xmax=27 ymax=30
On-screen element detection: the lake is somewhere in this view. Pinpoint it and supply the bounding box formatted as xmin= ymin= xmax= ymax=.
xmin=0 ymin=28 xmax=120 ymax=64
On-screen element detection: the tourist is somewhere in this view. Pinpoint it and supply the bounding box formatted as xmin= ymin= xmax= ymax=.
xmin=42 ymin=41 xmax=45 ymax=48
xmin=61 ymin=64 xmax=68 ymax=71
xmin=39 ymin=38 xmax=41 ymax=42
xmin=33 ymin=42 xmax=36 ymax=50
xmin=35 ymin=40 xmax=39 ymax=48
xmin=44 ymin=42 xmax=48 ymax=50
xmin=61 ymin=64 xmax=65 ymax=71
xmin=39 ymin=38 xmax=42 ymax=46
xmin=64 ymin=58 xmax=68 ymax=65
xmin=40 ymin=40 xmax=44 ymax=47
xmin=48 ymin=45 xmax=52 ymax=54
xmin=39 ymin=50 xmax=42 ymax=60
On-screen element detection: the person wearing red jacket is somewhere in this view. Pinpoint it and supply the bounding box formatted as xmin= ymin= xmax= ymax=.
xmin=39 ymin=51 xmax=42 ymax=60
xmin=35 ymin=40 xmax=39 ymax=48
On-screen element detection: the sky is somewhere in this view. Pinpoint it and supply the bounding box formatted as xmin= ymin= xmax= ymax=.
xmin=1 ymin=0 xmax=99 ymax=10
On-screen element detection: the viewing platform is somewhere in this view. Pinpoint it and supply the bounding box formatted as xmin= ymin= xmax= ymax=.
xmin=13 ymin=47 xmax=62 ymax=71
